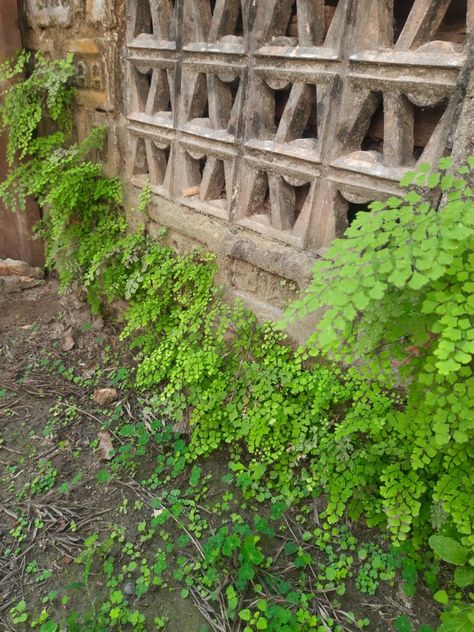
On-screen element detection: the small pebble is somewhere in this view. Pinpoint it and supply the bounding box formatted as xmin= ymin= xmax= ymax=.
xmin=123 ymin=581 xmax=135 ymax=596
xmin=93 ymin=387 xmax=118 ymax=406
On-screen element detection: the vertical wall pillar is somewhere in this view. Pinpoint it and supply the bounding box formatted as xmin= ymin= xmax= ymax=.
xmin=0 ymin=0 xmax=44 ymax=267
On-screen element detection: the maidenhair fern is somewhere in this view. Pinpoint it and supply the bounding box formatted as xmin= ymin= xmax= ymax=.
xmin=0 ymin=51 xmax=75 ymax=166
xmin=286 ymin=158 xmax=474 ymax=551
xmin=0 ymin=52 xmax=124 ymax=301
xmin=1 ymin=51 xmax=472 ymax=631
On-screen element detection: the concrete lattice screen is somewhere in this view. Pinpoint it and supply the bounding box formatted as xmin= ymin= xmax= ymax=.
xmin=12 ymin=0 xmax=474 ymax=315
xmin=126 ymin=0 xmax=473 ymax=256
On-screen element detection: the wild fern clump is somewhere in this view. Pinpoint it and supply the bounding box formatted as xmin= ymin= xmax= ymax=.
xmin=284 ymin=162 xmax=474 ymax=628
xmin=286 ymin=159 xmax=474 ymax=593
xmin=1 ymin=51 xmax=473 ymax=630
xmin=0 ymin=52 xmax=125 ymax=301
xmin=0 ymin=51 xmax=74 ymax=167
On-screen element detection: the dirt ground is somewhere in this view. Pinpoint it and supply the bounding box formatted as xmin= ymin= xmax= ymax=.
xmin=0 ymin=279 xmax=442 ymax=632
xmin=0 ymin=278 xmax=205 ymax=630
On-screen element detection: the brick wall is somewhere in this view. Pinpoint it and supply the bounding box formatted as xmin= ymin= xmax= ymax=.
xmin=0 ymin=0 xmax=43 ymax=267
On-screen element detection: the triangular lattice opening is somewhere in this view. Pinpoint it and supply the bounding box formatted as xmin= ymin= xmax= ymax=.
xmin=208 ymin=0 xmax=245 ymax=42
xmin=153 ymin=144 xmax=171 ymax=187
xmin=155 ymin=70 xmax=172 ymax=115
xmin=134 ymin=69 xmax=152 ymax=112
xmin=133 ymin=138 xmax=149 ymax=177
xmin=413 ymin=99 xmax=448 ymax=160
xmin=216 ymin=160 xmax=228 ymax=201
xmin=285 ymin=1 xmax=298 ymax=39
xmin=294 ymin=182 xmax=310 ymax=227
xmin=301 ymin=86 xmax=319 ymax=140
xmin=233 ymin=6 xmax=244 ymax=37
xmin=280 ymin=0 xmax=339 ymax=46
xmin=188 ymin=74 xmax=209 ymax=123
xmin=134 ymin=0 xmax=153 ymax=38
xmin=201 ymin=159 xmax=227 ymax=202
xmin=325 ymin=1 xmax=339 ymax=33
xmin=248 ymin=171 xmax=270 ymax=217
xmin=347 ymin=201 xmax=372 ymax=226
xmin=209 ymin=75 xmax=241 ymax=132
xmin=199 ymin=157 xmax=207 ymax=179
xmin=434 ymin=0 xmax=467 ymax=44
xmin=274 ymin=86 xmax=292 ymax=132
xmin=361 ymin=97 xmax=384 ymax=154
xmin=133 ymin=68 xmax=172 ymax=116
xmin=227 ymin=77 xmax=240 ymax=135
xmin=245 ymin=172 xmax=310 ymax=232
xmin=133 ymin=0 xmax=179 ymax=42
xmin=394 ymin=0 xmax=417 ymax=43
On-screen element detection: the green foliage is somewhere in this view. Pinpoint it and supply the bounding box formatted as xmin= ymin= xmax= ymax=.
xmin=0 ymin=53 xmax=389 ymax=525
xmin=0 ymin=51 xmax=124 ymax=300
xmin=80 ymin=202 xmax=371 ymax=507
xmin=24 ymin=460 xmax=57 ymax=498
xmin=9 ymin=600 xmax=28 ymax=625
xmin=429 ymin=536 xmax=469 ymax=567
xmin=62 ymin=477 xmax=375 ymax=632
xmin=428 ymin=535 xmax=474 ymax=624
xmin=394 ymin=616 xmax=434 ymax=632
xmin=2 ymin=52 xmax=472 ymax=631
xmin=0 ymin=51 xmax=75 ymax=165
xmin=286 ymin=159 xmax=474 ymax=556
xmin=438 ymin=602 xmax=474 ymax=632
xmin=355 ymin=543 xmax=396 ymax=595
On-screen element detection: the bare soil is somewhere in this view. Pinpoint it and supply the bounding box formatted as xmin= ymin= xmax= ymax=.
xmin=0 ymin=279 xmax=442 ymax=632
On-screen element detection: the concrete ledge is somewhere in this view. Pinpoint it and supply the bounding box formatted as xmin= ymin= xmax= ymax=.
xmin=125 ymin=185 xmax=318 ymax=290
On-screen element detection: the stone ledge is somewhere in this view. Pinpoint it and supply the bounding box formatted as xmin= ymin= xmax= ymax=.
xmin=125 ymin=186 xmax=317 ymax=290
